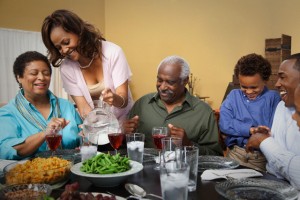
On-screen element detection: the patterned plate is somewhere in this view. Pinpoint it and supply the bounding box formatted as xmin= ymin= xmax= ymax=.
xmin=198 ymin=156 xmax=239 ymax=172
xmin=215 ymin=178 xmax=298 ymax=200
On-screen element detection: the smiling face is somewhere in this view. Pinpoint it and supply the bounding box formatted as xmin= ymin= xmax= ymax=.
xmin=17 ymin=60 xmax=51 ymax=99
xmin=292 ymin=84 xmax=300 ymax=129
xmin=238 ymin=73 xmax=266 ymax=100
xmin=275 ymin=59 xmax=300 ymax=107
xmin=156 ymin=63 xmax=188 ymax=104
xmin=50 ymin=26 xmax=80 ymax=61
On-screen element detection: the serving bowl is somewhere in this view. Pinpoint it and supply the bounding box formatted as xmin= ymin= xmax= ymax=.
xmin=71 ymin=160 xmax=143 ymax=187
xmin=4 ymin=156 xmax=73 ymax=186
xmin=0 ymin=183 xmax=52 ymax=200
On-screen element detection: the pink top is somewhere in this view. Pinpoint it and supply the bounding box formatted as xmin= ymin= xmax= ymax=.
xmin=60 ymin=40 xmax=133 ymax=123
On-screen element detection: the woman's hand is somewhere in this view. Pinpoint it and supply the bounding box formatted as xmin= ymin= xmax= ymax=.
xmin=101 ymin=88 xmax=114 ymax=106
xmin=101 ymin=87 xmax=128 ymax=108
xmin=14 ymin=118 xmax=69 ymax=157
xmin=45 ymin=118 xmax=70 ymax=135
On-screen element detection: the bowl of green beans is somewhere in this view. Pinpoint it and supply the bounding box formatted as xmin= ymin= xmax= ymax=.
xmin=70 ymin=153 xmax=143 ymax=187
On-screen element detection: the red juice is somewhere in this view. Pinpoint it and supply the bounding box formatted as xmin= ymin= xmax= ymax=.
xmin=152 ymin=134 xmax=166 ymax=150
xmin=108 ymin=133 xmax=124 ymax=149
xmin=45 ymin=134 xmax=62 ymax=151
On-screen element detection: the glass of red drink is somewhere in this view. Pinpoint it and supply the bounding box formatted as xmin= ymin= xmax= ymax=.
xmin=152 ymin=127 xmax=168 ymax=170
xmin=45 ymin=126 xmax=62 ymax=156
xmin=108 ymin=128 xmax=124 ymax=155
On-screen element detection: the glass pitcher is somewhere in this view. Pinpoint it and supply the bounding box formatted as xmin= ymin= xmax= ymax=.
xmin=82 ymin=99 xmax=120 ymax=146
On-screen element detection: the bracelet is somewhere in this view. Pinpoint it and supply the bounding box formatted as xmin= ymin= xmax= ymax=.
xmin=118 ymin=95 xmax=126 ymax=108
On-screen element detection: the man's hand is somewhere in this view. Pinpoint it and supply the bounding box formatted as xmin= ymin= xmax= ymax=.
xmin=246 ymin=131 xmax=271 ymax=153
xmin=168 ymin=124 xmax=192 ymax=146
xmin=250 ymin=125 xmax=270 ymax=135
xmin=122 ymin=116 xmax=139 ymax=134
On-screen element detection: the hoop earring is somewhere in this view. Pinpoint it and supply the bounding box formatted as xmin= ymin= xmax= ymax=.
xmin=19 ymin=83 xmax=22 ymax=89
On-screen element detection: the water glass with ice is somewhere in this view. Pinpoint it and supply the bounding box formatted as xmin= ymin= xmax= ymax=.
xmin=126 ymin=133 xmax=145 ymax=163
xmin=183 ymin=146 xmax=199 ymax=192
xmin=160 ymin=161 xmax=190 ymax=200
xmin=161 ymin=137 xmax=182 ymax=164
xmin=80 ymin=128 xmax=98 ymax=162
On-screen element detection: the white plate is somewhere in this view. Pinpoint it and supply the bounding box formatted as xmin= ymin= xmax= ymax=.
xmin=51 ymin=179 xmax=68 ymax=190
xmin=215 ymin=178 xmax=298 ymax=200
xmin=0 ymin=160 xmax=16 ymax=171
xmin=71 ymin=160 xmax=143 ymax=187
xmin=58 ymin=192 xmax=125 ymax=200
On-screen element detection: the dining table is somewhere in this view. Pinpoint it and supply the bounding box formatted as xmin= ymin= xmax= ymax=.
xmin=0 ymin=149 xmax=291 ymax=200
xmin=49 ymin=149 xmax=284 ymax=200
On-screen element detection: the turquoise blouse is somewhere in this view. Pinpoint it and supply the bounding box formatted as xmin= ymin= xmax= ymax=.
xmin=0 ymin=91 xmax=82 ymax=160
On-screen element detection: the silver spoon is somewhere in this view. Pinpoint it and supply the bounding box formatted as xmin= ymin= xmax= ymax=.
xmin=125 ymin=183 xmax=162 ymax=199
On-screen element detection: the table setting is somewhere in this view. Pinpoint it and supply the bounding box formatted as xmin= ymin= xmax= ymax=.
xmin=1 ymin=152 xmax=299 ymax=199
xmin=0 ymin=130 xmax=299 ymax=200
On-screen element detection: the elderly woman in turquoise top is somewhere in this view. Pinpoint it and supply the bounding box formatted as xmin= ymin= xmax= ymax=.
xmin=0 ymin=51 xmax=82 ymax=160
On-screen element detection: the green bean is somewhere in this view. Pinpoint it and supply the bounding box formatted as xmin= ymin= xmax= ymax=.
xmin=80 ymin=153 xmax=130 ymax=174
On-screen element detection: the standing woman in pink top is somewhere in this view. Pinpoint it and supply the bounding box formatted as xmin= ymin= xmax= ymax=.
xmin=41 ymin=9 xmax=134 ymax=125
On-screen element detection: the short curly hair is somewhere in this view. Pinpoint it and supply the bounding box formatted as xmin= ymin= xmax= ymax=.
xmin=234 ymin=53 xmax=272 ymax=81
xmin=13 ymin=51 xmax=51 ymax=83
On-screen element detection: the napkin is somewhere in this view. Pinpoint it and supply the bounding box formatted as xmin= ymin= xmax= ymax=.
xmin=201 ymin=169 xmax=263 ymax=180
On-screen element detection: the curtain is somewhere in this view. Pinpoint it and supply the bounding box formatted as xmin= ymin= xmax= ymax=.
xmin=0 ymin=28 xmax=67 ymax=104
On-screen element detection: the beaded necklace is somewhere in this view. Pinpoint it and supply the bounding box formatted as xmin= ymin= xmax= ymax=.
xmin=79 ymin=55 xmax=95 ymax=69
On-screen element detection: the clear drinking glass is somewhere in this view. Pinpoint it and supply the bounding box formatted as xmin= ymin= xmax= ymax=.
xmin=108 ymin=127 xmax=124 ymax=155
xmin=160 ymin=161 xmax=190 ymax=200
xmin=183 ymin=146 xmax=199 ymax=192
xmin=80 ymin=125 xmax=98 ymax=162
xmin=161 ymin=137 xmax=182 ymax=164
xmin=152 ymin=127 xmax=168 ymax=170
xmin=45 ymin=126 xmax=62 ymax=156
xmin=126 ymin=133 xmax=145 ymax=163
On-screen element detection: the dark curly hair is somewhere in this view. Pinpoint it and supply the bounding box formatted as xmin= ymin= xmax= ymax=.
xmin=41 ymin=9 xmax=105 ymax=67
xmin=234 ymin=53 xmax=272 ymax=81
xmin=13 ymin=51 xmax=51 ymax=83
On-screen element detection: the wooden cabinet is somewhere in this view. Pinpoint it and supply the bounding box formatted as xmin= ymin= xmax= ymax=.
xmin=265 ymin=34 xmax=291 ymax=89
